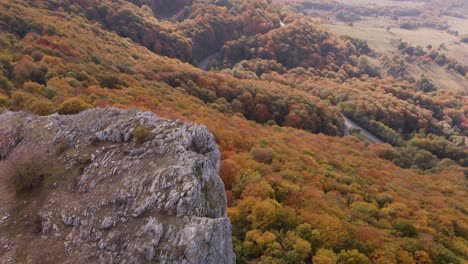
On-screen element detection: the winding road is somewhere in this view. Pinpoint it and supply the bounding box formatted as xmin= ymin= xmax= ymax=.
xmin=197 ymin=19 xmax=285 ymax=70
xmin=197 ymin=52 xmax=220 ymax=71
xmin=195 ymin=21 xmax=384 ymax=144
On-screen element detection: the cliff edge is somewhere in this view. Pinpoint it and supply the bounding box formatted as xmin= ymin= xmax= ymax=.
xmin=0 ymin=107 xmax=234 ymax=263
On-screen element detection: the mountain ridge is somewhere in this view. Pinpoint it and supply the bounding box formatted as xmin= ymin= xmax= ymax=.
xmin=0 ymin=107 xmax=234 ymax=263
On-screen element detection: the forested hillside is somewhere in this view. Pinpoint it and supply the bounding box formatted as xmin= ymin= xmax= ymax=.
xmin=0 ymin=0 xmax=466 ymax=263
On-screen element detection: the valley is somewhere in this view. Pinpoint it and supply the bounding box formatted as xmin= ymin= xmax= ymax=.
xmin=0 ymin=0 xmax=466 ymax=263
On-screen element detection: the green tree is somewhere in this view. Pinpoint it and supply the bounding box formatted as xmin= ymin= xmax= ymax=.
xmin=413 ymin=149 xmax=437 ymax=170
xmin=393 ymin=219 xmax=418 ymax=237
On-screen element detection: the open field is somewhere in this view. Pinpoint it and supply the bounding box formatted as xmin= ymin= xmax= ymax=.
xmin=326 ymin=18 xmax=468 ymax=61
xmin=325 ymin=17 xmax=468 ymax=91
xmin=407 ymin=62 xmax=467 ymax=93
xmin=445 ymin=42 xmax=468 ymax=65
xmin=444 ymin=15 xmax=468 ymax=35
xmin=301 ymin=0 xmax=468 ymax=65
xmin=335 ymin=0 xmax=424 ymax=7
xmin=391 ymin=27 xmax=468 ymax=65
xmin=391 ymin=28 xmax=459 ymax=48
xmin=325 ymin=18 xmax=399 ymax=52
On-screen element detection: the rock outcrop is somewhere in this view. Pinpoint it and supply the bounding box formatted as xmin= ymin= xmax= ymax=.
xmin=0 ymin=108 xmax=234 ymax=263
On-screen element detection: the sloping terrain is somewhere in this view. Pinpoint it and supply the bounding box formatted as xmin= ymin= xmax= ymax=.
xmin=0 ymin=0 xmax=466 ymax=263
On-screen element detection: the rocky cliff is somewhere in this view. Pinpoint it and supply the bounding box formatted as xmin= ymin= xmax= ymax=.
xmin=0 ymin=108 xmax=234 ymax=264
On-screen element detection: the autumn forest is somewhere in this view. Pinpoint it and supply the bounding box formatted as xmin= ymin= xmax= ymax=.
xmin=0 ymin=0 xmax=467 ymax=263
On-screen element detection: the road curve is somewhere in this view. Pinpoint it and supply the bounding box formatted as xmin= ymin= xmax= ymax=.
xmin=195 ymin=22 xmax=386 ymax=145
xmin=198 ymin=20 xmax=286 ymax=70
xmin=343 ymin=116 xmax=385 ymax=144
xmin=198 ymin=52 xmax=220 ymax=71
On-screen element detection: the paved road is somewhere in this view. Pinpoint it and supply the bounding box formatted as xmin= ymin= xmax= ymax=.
xmin=198 ymin=21 xmax=285 ymax=70
xmin=195 ymin=22 xmax=386 ymax=145
xmin=343 ymin=116 xmax=385 ymax=144
xmin=197 ymin=52 xmax=220 ymax=71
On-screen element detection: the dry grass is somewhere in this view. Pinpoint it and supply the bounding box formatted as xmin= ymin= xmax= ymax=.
xmin=406 ymin=62 xmax=467 ymax=93
xmin=335 ymin=0 xmax=424 ymax=7
xmin=445 ymin=41 xmax=468 ymax=65
xmin=443 ymin=15 xmax=468 ymax=35
xmin=325 ymin=17 xmax=468 ymax=91
xmin=326 ymin=18 xmax=468 ymax=53
xmin=326 ymin=18 xmax=398 ymax=52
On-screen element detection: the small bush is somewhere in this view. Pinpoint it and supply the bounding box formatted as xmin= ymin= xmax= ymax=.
xmin=99 ymin=75 xmax=126 ymax=89
xmin=393 ymin=219 xmax=418 ymax=237
xmin=0 ymin=93 xmax=9 ymax=107
xmin=23 ymin=81 xmax=46 ymax=95
xmin=90 ymin=55 xmax=101 ymax=64
xmin=56 ymin=137 xmax=69 ymax=153
xmin=59 ymin=97 xmax=92 ymax=115
xmin=28 ymin=98 xmax=56 ymax=115
xmin=375 ymin=193 xmax=394 ymax=208
xmin=134 ymin=125 xmax=154 ymax=144
xmin=251 ymin=147 xmax=275 ymax=164
xmin=12 ymin=56 xmax=48 ymax=85
xmin=0 ymin=75 xmax=13 ymax=93
xmin=44 ymin=87 xmax=57 ymax=99
xmin=1 ymin=145 xmax=50 ymax=193
xmin=338 ymin=249 xmax=369 ymax=264
xmin=11 ymin=90 xmax=34 ymax=107
xmin=461 ymin=35 xmax=468 ymax=43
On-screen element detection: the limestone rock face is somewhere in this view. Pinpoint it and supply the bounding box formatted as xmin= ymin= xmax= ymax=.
xmin=0 ymin=108 xmax=234 ymax=264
